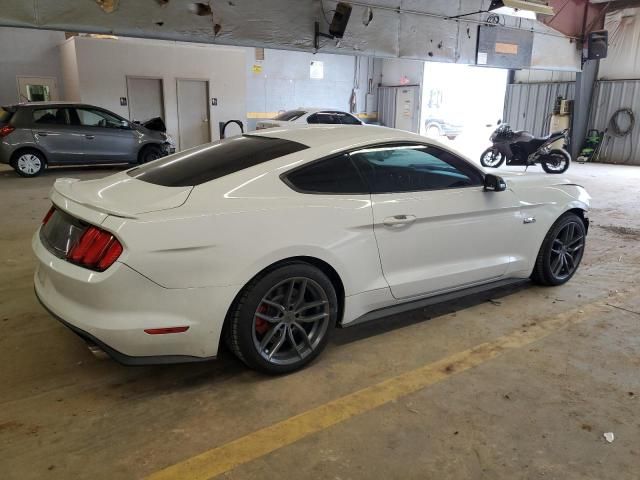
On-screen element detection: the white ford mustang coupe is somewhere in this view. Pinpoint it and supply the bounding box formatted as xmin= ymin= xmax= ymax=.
xmin=33 ymin=125 xmax=590 ymax=373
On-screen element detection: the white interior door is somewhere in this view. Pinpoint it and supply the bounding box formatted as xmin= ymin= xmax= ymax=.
xmin=127 ymin=77 xmax=164 ymax=123
xmin=177 ymin=79 xmax=210 ymax=150
xmin=17 ymin=76 xmax=59 ymax=103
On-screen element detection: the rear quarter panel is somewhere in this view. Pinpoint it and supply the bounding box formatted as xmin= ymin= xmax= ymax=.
xmin=102 ymin=167 xmax=386 ymax=296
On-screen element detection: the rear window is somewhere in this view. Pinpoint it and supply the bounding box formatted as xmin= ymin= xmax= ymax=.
xmin=0 ymin=106 xmax=15 ymax=124
xmin=273 ymin=110 xmax=306 ymax=121
xmin=128 ymin=135 xmax=308 ymax=187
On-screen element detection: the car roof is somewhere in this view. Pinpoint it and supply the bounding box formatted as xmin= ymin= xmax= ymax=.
xmin=249 ymin=124 xmax=427 ymax=149
xmin=10 ymin=102 xmax=100 ymax=108
xmin=297 ymin=108 xmax=354 ymax=115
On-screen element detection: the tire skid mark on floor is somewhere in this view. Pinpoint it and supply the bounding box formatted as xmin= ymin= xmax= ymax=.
xmin=146 ymin=295 xmax=626 ymax=480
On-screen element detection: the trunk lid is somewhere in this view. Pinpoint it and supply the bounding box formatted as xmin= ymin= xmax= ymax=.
xmin=52 ymin=173 xmax=193 ymax=219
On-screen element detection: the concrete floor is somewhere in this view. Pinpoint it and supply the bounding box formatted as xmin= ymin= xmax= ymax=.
xmin=1 ymin=161 xmax=639 ymax=479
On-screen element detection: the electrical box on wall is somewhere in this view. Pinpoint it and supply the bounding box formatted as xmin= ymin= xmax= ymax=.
xmin=476 ymin=25 xmax=533 ymax=69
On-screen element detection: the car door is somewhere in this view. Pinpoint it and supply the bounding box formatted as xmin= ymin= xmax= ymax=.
xmin=73 ymin=107 xmax=139 ymax=163
xmin=350 ymin=143 xmax=522 ymax=300
xmin=30 ymin=107 xmax=85 ymax=164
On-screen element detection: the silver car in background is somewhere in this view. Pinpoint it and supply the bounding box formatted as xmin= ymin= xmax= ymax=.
xmin=0 ymin=102 xmax=175 ymax=177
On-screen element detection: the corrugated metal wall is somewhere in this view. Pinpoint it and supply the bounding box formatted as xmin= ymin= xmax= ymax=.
xmin=503 ymin=82 xmax=575 ymax=137
xmin=503 ymin=80 xmax=639 ymax=165
xmin=589 ymin=80 xmax=640 ymax=165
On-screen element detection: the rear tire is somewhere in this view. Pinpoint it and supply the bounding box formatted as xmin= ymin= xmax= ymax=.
xmin=226 ymin=263 xmax=337 ymax=374
xmin=138 ymin=144 xmax=162 ymax=164
xmin=12 ymin=149 xmax=46 ymax=177
xmin=531 ymin=212 xmax=586 ymax=286
xmin=541 ymin=149 xmax=570 ymax=174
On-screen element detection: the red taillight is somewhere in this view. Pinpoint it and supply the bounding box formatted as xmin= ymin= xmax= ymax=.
xmin=67 ymin=226 xmax=123 ymax=271
xmin=144 ymin=326 xmax=190 ymax=335
xmin=0 ymin=125 xmax=15 ymax=138
xmin=42 ymin=206 xmax=56 ymax=225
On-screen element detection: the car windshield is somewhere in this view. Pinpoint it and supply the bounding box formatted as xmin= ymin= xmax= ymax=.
xmin=127 ymin=135 xmax=308 ymax=187
xmin=273 ymin=110 xmax=306 ymax=121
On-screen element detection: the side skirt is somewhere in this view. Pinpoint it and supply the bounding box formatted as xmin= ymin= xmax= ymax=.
xmin=344 ymin=278 xmax=529 ymax=328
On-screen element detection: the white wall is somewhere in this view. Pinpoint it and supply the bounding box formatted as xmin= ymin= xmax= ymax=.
xmin=61 ymin=36 xmax=246 ymax=143
xmin=0 ymin=27 xmax=65 ymax=104
xmin=599 ymin=8 xmax=640 ymax=80
xmin=380 ymin=58 xmax=424 ymax=86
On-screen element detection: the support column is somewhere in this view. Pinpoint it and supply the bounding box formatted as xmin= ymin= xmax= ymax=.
xmin=571 ymin=59 xmax=599 ymax=159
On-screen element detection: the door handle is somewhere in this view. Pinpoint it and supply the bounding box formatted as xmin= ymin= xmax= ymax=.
xmin=36 ymin=132 xmax=48 ymax=136
xmin=85 ymin=135 xmax=95 ymax=140
xmin=383 ymin=214 xmax=416 ymax=227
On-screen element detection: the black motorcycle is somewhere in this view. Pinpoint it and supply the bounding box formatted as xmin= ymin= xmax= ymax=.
xmin=480 ymin=123 xmax=571 ymax=174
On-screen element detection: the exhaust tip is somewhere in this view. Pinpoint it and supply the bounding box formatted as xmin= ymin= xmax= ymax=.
xmin=87 ymin=343 xmax=109 ymax=360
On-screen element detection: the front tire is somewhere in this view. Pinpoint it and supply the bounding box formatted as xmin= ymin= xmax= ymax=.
xmin=13 ymin=149 xmax=46 ymax=177
xmin=138 ymin=144 xmax=162 ymax=164
xmin=531 ymin=212 xmax=586 ymax=286
xmin=226 ymin=263 xmax=338 ymax=374
xmin=541 ymin=149 xmax=570 ymax=174
xmin=480 ymin=147 xmax=505 ymax=168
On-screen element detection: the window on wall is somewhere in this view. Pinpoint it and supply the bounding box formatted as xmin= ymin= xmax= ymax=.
xmin=351 ymin=144 xmax=483 ymax=193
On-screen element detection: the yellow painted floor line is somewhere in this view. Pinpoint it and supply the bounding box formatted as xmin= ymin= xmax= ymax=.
xmin=147 ymin=300 xmax=607 ymax=480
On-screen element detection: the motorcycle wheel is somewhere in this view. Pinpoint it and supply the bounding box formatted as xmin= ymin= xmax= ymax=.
xmin=541 ymin=149 xmax=571 ymax=174
xmin=480 ymin=147 xmax=505 ymax=168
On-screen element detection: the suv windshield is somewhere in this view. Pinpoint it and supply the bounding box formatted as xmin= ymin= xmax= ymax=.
xmin=128 ymin=135 xmax=308 ymax=187
xmin=273 ymin=110 xmax=306 ymax=122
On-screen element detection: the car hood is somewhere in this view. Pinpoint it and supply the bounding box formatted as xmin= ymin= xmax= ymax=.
xmin=52 ymin=173 xmax=193 ymax=218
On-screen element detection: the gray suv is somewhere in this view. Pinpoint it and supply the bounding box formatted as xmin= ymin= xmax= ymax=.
xmin=0 ymin=102 xmax=175 ymax=177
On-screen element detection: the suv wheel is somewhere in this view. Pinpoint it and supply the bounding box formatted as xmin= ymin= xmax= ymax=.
xmin=13 ymin=150 xmax=45 ymax=177
xmin=138 ymin=144 xmax=162 ymax=164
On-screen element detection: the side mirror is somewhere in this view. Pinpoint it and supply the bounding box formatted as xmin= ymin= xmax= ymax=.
xmin=497 ymin=119 xmax=502 ymax=125
xmin=484 ymin=174 xmax=506 ymax=192
xmin=120 ymin=120 xmax=131 ymax=129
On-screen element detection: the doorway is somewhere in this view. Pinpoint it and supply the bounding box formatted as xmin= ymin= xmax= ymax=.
xmin=420 ymin=63 xmax=508 ymax=161
xmin=126 ymin=77 xmax=165 ymax=123
xmin=17 ymin=76 xmax=59 ymax=103
xmin=177 ymin=79 xmax=210 ymax=150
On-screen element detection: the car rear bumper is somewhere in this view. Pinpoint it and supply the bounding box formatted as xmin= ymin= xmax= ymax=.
xmin=33 ymin=230 xmax=239 ymax=363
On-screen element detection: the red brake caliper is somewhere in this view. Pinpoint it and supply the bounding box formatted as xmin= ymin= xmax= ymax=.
xmin=255 ymin=304 xmax=270 ymax=335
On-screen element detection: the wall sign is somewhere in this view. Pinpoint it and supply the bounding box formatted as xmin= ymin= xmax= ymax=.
xmin=310 ymin=61 xmax=324 ymax=80
xmin=120 ymin=97 xmax=127 ymax=106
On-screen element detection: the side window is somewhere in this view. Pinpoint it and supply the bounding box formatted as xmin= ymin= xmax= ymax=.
xmin=351 ymin=145 xmax=483 ymax=194
xmin=340 ymin=114 xmax=361 ymax=125
xmin=76 ymin=108 xmax=123 ymax=128
xmin=307 ymin=112 xmax=341 ymax=125
xmin=284 ymin=154 xmax=368 ymax=194
xmin=32 ymin=108 xmax=69 ymax=125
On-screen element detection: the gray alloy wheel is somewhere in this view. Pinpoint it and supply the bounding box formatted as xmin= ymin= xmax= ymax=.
xmin=226 ymin=263 xmax=337 ymax=374
xmin=252 ymin=277 xmax=330 ymax=366
xmin=14 ymin=151 xmax=45 ymax=177
xmin=531 ymin=213 xmax=586 ymax=286
xmin=548 ymin=221 xmax=585 ymax=281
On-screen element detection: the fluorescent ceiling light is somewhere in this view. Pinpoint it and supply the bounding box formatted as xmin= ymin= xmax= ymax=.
xmin=489 ymin=0 xmax=555 ymax=16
